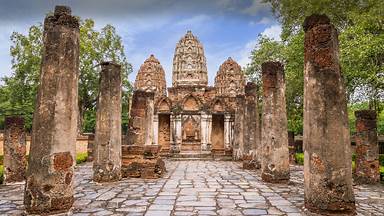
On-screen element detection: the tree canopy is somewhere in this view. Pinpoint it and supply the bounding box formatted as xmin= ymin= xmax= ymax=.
xmin=0 ymin=18 xmax=132 ymax=132
xmin=246 ymin=0 xmax=384 ymax=134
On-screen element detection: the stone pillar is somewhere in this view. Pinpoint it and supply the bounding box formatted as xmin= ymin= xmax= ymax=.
xmin=288 ymin=131 xmax=296 ymax=164
xmin=207 ymin=114 xmax=212 ymax=151
xmin=200 ymin=113 xmax=208 ymax=151
xmin=303 ymin=14 xmax=355 ymax=213
xmin=153 ymin=114 xmax=159 ymax=145
xmin=224 ymin=114 xmax=231 ymax=149
xmin=173 ymin=114 xmax=182 ymax=152
xmin=93 ymin=62 xmax=122 ymax=182
xmin=170 ymin=115 xmax=176 ymax=151
xmin=354 ymin=110 xmax=379 ymax=184
xmin=233 ymin=96 xmax=245 ymax=160
xmin=3 ymin=116 xmax=26 ymax=183
xmin=244 ymin=82 xmax=259 ymax=156
xmin=261 ymin=61 xmax=289 ymax=183
xmin=24 ymin=6 xmax=79 ymax=214
xmin=145 ymin=95 xmax=154 ymax=146
xmin=87 ymin=134 xmax=95 ymax=162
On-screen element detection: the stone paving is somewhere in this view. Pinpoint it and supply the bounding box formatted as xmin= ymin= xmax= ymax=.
xmin=0 ymin=160 xmax=383 ymax=215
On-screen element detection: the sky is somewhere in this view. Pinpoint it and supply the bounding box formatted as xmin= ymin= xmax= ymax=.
xmin=0 ymin=0 xmax=282 ymax=86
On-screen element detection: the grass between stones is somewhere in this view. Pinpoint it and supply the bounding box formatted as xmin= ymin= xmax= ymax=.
xmin=295 ymin=153 xmax=384 ymax=182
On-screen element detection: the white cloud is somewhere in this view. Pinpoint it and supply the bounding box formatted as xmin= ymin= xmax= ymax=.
xmin=236 ymin=24 xmax=282 ymax=68
xmin=260 ymin=24 xmax=282 ymax=41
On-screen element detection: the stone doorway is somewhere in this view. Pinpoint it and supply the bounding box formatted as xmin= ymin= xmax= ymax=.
xmin=211 ymin=114 xmax=224 ymax=154
xmin=158 ymin=114 xmax=171 ymax=153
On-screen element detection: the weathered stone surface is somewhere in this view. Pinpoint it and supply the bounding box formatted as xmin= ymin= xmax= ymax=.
xmin=0 ymin=161 xmax=383 ymax=215
xmin=126 ymin=90 xmax=155 ymax=147
xmin=288 ymin=131 xmax=296 ymax=164
xmin=3 ymin=116 xmax=26 ymax=183
xmin=215 ymin=57 xmax=245 ymax=97
xmin=134 ymin=54 xmax=167 ymax=101
xmin=121 ymin=145 xmax=166 ymax=179
xmin=87 ymin=134 xmax=94 ymax=162
xmin=233 ymin=95 xmax=245 ymax=160
xmin=261 ymin=61 xmax=290 ymax=183
xmin=173 ymin=31 xmax=208 ymax=87
xmin=93 ymin=62 xmax=122 ymax=182
xmin=24 ymin=5 xmax=79 ymax=214
xmin=354 ymin=110 xmax=379 ymax=184
xmin=242 ymin=155 xmax=260 ymax=170
xmin=303 ymin=14 xmax=355 ymax=213
xmin=244 ymin=82 xmax=260 ymax=166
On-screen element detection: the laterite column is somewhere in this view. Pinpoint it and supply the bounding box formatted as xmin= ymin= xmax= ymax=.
xmin=303 ymin=14 xmax=355 ymax=213
xmin=355 ymin=110 xmax=379 ymax=184
xmin=4 ymin=116 xmax=26 ymax=183
xmin=93 ymin=62 xmax=122 ymax=182
xmin=261 ymin=61 xmax=290 ymax=182
xmin=24 ymin=5 xmax=79 ymax=214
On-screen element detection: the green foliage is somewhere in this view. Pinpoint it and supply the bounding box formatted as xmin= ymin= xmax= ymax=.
xmin=76 ymin=153 xmax=88 ymax=165
xmin=248 ymin=0 xmax=384 ymax=134
xmin=0 ymin=155 xmax=2 ymax=165
xmin=0 ymin=18 xmax=132 ymax=132
xmin=380 ymin=155 xmax=384 ymax=166
xmin=295 ymin=153 xmax=304 ymax=165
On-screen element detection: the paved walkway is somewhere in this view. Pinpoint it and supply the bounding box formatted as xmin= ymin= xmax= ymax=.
xmin=0 ymin=160 xmax=383 ymax=215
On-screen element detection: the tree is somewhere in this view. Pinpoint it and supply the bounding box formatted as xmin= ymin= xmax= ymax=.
xmin=0 ymin=18 xmax=132 ymax=132
xmin=245 ymin=0 xmax=384 ymax=133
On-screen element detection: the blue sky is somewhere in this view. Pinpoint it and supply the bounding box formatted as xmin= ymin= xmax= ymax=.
xmin=0 ymin=0 xmax=281 ymax=86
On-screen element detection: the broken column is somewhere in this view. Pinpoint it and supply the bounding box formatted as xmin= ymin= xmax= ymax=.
xmin=93 ymin=62 xmax=122 ymax=182
xmin=122 ymin=90 xmax=165 ymax=178
xmin=303 ymin=14 xmax=355 ymax=213
xmin=288 ymin=131 xmax=296 ymax=164
xmin=3 ymin=116 xmax=26 ymax=183
xmin=24 ymin=5 xmax=79 ymax=214
xmin=354 ymin=110 xmax=379 ymax=184
xmin=261 ymin=61 xmax=290 ymax=182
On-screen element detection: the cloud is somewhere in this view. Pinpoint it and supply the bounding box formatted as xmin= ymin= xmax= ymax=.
xmin=260 ymin=24 xmax=282 ymax=41
xmin=236 ymin=24 xmax=282 ymax=68
xmin=242 ymin=0 xmax=270 ymax=16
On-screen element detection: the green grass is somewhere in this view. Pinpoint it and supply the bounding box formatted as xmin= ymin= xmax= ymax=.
xmin=76 ymin=152 xmax=88 ymax=165
xmin=295 ymin=153 xmax=304 ymax=165
xmin=296 ymin=153 xmax=384 ymax=182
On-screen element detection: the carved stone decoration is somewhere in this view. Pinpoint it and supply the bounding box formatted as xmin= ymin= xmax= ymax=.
xmin=134 ymin=54 xmax=166 ymax=100
xmin=215 ymin=57 xmax=245 ymax=97
xmin=172 ymin=31 xmax=208 ymax=87
xmin=182 ymin=115 xmax=201 ymax=142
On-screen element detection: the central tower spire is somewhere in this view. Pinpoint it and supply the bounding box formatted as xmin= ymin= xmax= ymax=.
xmin=172 ymin=30 xmax=208 ymax=87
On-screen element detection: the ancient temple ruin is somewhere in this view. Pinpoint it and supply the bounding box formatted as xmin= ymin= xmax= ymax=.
xmin=125 ymin=31 xmax=256 ymax=159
